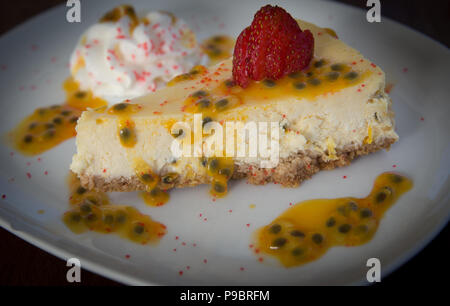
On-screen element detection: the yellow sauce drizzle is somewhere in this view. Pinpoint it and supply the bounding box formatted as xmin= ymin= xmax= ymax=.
xmin=255 ymin=172 xmax=412 ymax=267
xmin=201 ymin=35 xmax=235 ymax=65
xmin=63 ymin=172 xmax=167 ymax=245
xmin=7 ymin=78 xmax=107 ymax=156
xmin=167 ymin=65 xmax=208 ymax=86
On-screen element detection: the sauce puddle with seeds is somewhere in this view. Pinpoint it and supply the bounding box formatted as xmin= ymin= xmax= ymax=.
xmin=7 ymin=78 xmax=107 ymax=156
xmin=201 ymin=35 xmax=235 ymax=65
xmin=254 ymin=172 xmax=412 ymax=267
xmin=63 ymin=172 xmax=167 ymax=244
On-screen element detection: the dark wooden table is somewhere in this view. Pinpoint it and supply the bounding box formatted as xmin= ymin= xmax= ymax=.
xmin=0 ymin=0 xmax=448 ymax=286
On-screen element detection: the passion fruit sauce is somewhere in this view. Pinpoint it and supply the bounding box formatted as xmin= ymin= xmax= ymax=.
xmin=63 ymin=172 xmax=167 ymax=244
xmin=254 ymin=172 xmax=413 ymax=267
xmin=7 ymin=78 xmax=107 ymax=156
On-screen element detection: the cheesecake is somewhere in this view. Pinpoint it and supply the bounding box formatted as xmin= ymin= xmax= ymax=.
xmin=70 ymin=19 xmax=398 ymax=197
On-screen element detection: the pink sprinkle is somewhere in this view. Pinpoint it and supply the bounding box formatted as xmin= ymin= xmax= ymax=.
xmin=51 ymin=57 xmax=57 ymax=63
xmin=26 ymin=173 xmax=32 ymax=179
xmin=10 ymin=152 xmax=14 ymax=157
xmin=125 ymin=254 xmax=130 ymax=259
xmin=186 ymin=266 xmax=190 ymax=270
xmin=392 ymin=164 xmax=397 ymax=168
xmin=179 ymin=271 xmax=183 ymax=276
xmin=173 ymin=248 xmax=177 ymax=252
xmin=44 ymin=171 xmax=48 ymax=175
xmin=203 ymin=218 xmax=207 ymax=221
xmin=343 ymin=175 xmax=347 ymax=179
xmin=31 ymin=85 xmax=37 ymax=91
xmin=203 ymin=259 xmax=207 ymax=264
xmin=420 ymin=117 xmax=424 ymax=121
xmin=370 ymin=63 xmax=376 ymax=68
xmin=246 ymin=223 xmax=250 ymax=227
xmin=240 ymin=267 xmax=245 ymax=271
xmin=182 ymin=242 xmax=186 ymax=246
xmin=192 ymin=243 xmax=197 ymax=247
xmin=403 ymin=67 xmax=408 ymax=73
xmin=1 ymin=194 xmax=5 ymax=199
xmin=175 ymin=236 xmax=179 ymax=240
xmin=229 ymin=209 xmax=232 ymax=213
xmin=37 ymin=158 xmax=41 ymax=162
xmin=26 ymin=162 xmax=31 ymax=166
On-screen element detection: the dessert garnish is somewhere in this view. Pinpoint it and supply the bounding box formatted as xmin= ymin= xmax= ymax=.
xmin=254 ymin=172 xmax=412 ymax=267
xmin=232 ymin=5 xmax=314 ymax=87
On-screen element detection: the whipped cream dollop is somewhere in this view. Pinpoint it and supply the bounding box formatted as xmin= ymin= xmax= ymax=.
xmin=70 ymin=6 xmax=206 ymax=101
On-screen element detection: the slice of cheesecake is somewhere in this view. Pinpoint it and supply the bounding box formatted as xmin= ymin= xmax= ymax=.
xmin=70 ymin=19 xmax=398 ymax=196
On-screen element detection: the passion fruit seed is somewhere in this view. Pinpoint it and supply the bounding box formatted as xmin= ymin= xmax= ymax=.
xmin=202 ymin=117 xmax=213 ymax=127
xmin=141 ymin=173 xmax=154 ymax=182
xmin=375 ymin=191 xmax=388 ymax=203
xmin=391 ymin=174 xmax=403 ymax=183
xmin=326 ymin=71 xmax=340 ymax=81
xmin=224 ymin=79 xmax=235 ymax=88
xmin=103 ymin=214 xmax=114 ymax=224
xmin=338 ymin=224 xmax=351 ymax=233
xmin=262 ymin=79 xmax=276 ymax=87
xmin=291 ymin=247 xmax=304 ymax=257
xmin=209 ymin=159 xmax=219 ymax=171
xmin=43 ymin=129 xmax=56 ymax=139
xmin=162 ymin=173 xmax=178 ymax=184
xmin=69 ymin=116 xmax=79 ymax=123
xmin=116 ymin=212 xmax=127 ymax=224
xmin=314 ymin=59 xmax=325 ymax=68
xmin=290 ymin=230 xmax=305 ymax=238
xmin=114 ymin=103 xmax=128 ymax=112
xmin=76 ymin=186 xmax=87 ymax=194
xmin=312 ymin=233 xmax=323 ymax=244
xmin=344 ymin=71 xmax=358 ymax=80
xmin=192 ymin=90 xmax=208 ymax=98
xmin=271 ymin=237 xmax=287 ymax=249
xmin=201 ymin=157 xmax=208 ymax=167
xmin=215 ymin=99 xmax=229 ymax=110
xmin=120 ymin=127 xmax=132 ymax=141
xmin=28 ymin=122 xmax=38 ymax=130
xmin=197 ymin=99 xmax=211 ymax=109
xmin=218 ymin=168 xmax=232 ymax=179
xmin=38 ymin=108 xmax=47 ymax=116
xmin=45 ymin=123 xmax=55 ymax=129
xmin=61 ymin=110 xmax=72 ymax=116
xmin=360 ymin=208 xmax=373 ymax=218
xmin=331 ymin=64 xmax=344 ymax=71
xmin=348 ymin=201 xmax=358 ymax=211
xmin=134 ymin=224 xmax=145 ymax=234
xmin=293 ymin=82 xmax=306 ymax=90
xmin=80 ymin=203 xmax=92 ymax=213
xmin=269 ymin=224 xmax=282 ymax=234
xmin=326 ymin=217 xmax=336 ymax=227
xmin=308 ymin=78 xmax=321 ymax=86
xmin=53 ymin=117 xmax=63 ymax=125
xmin=50 ymin=105 xmax=61 ymax=110
xmin=23 ymin=135 xmax=33 ymax=144
xmin=150 ymin=188 xmax=161 ymax=197
xmin=213 ymin=182 xmax=226 ymax=193
xmin=75 ymin=91 xmax=87 ymax=99
xmin=306 ymin=71 xmax=314 ymax=78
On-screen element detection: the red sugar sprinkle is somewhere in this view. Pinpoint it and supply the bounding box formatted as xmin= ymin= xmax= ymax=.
xmin=1 ymin=195 xmax=5 ymax=199
xmin=203 ymin=259 xmax=208 ymax=264
xmin=125 ymin=254 xmax=130 ymax=259
xmin=246 ymin=223 xmax=250 ymax=227
xmin=203 ymin=218 xmax=207 ymax=221
xmin=403 ymin=67 xmax=408 ymax=73
xmin=103 ymin=169 xmax=107 ymax=173
xmin=420 ymin=117 xmax=424 ymax=121
xmin=26 ymin=162 xmax=31 ymax=166
xmin=173 ymin=248 xmax=177 ymax=252
xmin=258 ymin=257 xmax=264 ymax=262
xmin=229 ymin=209 xmax=232 ymax=213
xmin=343 ymin=175 xmax=347 ymax=179
xmin=193 ymin=243 xmax=197 ymax=247
xmin=186 ymin=266 xmax=190 ymax=270
xmin=249 ymin=244 xmax=254 ymax=248
xmin=370 ymin=63 xmax=376 ymax=68
xmin=392 ymin=164 xmax=397 ymax=168
xmin=44 ymin=171 xmax=48 ymax=175
xmin=179 ymin=271 xmax=183 ymax=276
xmin=26 ymin=173 xmax=32 ymax=179
xmin=182 ymin=242 xmax=186 ymax=246
xmin=240 ymin=267 xmax=245 ymax=271
xmin=175 ymin=236 xmax=179 ymax=240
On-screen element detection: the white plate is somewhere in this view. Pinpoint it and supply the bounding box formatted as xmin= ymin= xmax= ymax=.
xmin=0 ymin=0 xmax=449 ymax=285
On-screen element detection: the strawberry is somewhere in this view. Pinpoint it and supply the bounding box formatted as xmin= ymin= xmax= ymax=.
xmin=232 ymin=5 xmax=314 ymax=87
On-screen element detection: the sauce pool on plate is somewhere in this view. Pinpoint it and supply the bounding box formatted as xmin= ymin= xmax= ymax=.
xmin=254 ymin=172 xmax=413 ymax=267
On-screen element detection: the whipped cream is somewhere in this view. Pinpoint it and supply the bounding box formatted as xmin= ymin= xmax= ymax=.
xmin=70 ymin=9 xmax=206 ymax=101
